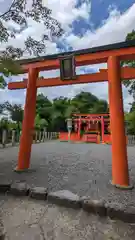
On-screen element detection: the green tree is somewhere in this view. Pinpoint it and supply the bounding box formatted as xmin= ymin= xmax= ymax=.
xmin=35 ymin=92 xmax=109 ymax=132
xmin=0 ymin=118 xmax=9 ymax=130
xmin=50 ymin=97 xmax=69 ymax=131
xmin=0 ymin=103 xmax=5 ymax=114
xmin=0 ymin=75 xmax=7 ymax=89
xmin=122 ymin=30 xmax=135 ymax=97
xmin=0 ymin=0 xmax=64 ymax=87
xmin=36 ymin=94 xmax=52 ymax=122
xmin=120 ymin=30 xmax=135 ymax=135
xmin=130 ymin=101 xmax=135 ymax=112
xmin=4 ymin=102 xmax=23 ymax=131
xmin=125 ymin=111 xmax=135 ymax=134
xmin=51 ymin=97 xmax=69 ymax=116
xmin=71 ymin=92 xmax=99 ymax=113
xmin=35 ymin=114 xmax=48 ymax=130
xmin=8 ymin=121 xmax=18 ymax=130
xmin=64 ymin=104 xmax=80 ymax=118
xmin=89 ymin=99 xmax=109 ymax=114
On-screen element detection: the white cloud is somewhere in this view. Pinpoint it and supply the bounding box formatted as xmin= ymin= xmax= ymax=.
xmin=45 ymin=0 xmax=91 ymax=30
xmin=66 ymin=3 xmax=135 ymax=49
xmin=61 ymin=3 xmax=135 ymax=110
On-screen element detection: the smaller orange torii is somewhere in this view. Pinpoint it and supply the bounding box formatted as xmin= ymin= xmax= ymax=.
xmin=59 ymin=113 xmax=111 ymax=144
xmin=8 ymin=66 xmax=135 ymax=90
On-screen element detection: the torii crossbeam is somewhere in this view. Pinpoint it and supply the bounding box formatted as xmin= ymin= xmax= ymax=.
xmin=8 ymin=66 xmax=135 ymax=89
xmin=8 ymin=40 xmax=135 ymax=190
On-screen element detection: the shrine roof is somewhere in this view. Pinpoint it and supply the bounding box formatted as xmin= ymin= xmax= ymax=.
xmin=17 ymin=40 xmax=135 ymax=65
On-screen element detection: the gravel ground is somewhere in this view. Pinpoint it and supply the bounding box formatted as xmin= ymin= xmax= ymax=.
xmin=0 ymin=195 xmax=135 ymax=240
xmin=0 ymin=142 xmax=135 ymax=210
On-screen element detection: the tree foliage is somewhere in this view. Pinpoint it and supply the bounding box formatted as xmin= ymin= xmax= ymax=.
xmin=0 ymin=103 xmax=5 ymax=114
xmin=1 ymin=90 xmax=135 ymax=134
xmin=35 ymin=114 xmax=48 ymax=130
xmin=36 ymin=93 xmax=52 ymax=122
xmin=130 ymin=101 xmax=135 ymax=113
xmin=89 ymin=99 xmax=109 ymax=114
xmin=70 ymin=92 xmax=99 ymax=113
xmin=120 ymin=30 xmax=135 ymax=134
xmin=0 ymin=0 xmax=63 ymax=56
xmin=125 ymin=111 xmax=135 ymax=135
xmin=122 ymin=30 xmax=135 ymax=97
xmin=35 ymin=91 xmax=109 ymax=131
xmin=0 ymin=0 xmax=64 ymax=86
xmin=1 ymin=91 xmax=108 ymax=132
xmin=3 ymin=101 xmax=23 ymax=131
xmin=0 ymin=118 xmax=9 ymax=130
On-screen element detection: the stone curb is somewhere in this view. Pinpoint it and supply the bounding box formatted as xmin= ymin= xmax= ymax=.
xmin=10 ymin=181 xmax=30 ymax=196
xmin=47 ymin=190 xmax=82 ymax=209
xmin=0 ymin=181 xmax=135 ymax=223
xmin=106 ymin=205 xmax=135 ymax=223
xmin=0 ymin=180 xmax=12 ymax=193
xmin=81 ymin=198 xmax=107 ymax=217
xmin=29 ymin=187 xmax=48 ymax=200
xmin=0 ymin=221 xmax=5 ymax=240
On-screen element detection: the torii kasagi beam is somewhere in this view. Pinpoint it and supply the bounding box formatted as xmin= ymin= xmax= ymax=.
xmin=8 ymin=40 xmax=135 ymax=189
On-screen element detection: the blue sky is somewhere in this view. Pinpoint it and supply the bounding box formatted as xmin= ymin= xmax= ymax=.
xmin=0 ymin=0 xmax=135 ymax=111
xmin=91 ymin=0 xmax=135 ymax=28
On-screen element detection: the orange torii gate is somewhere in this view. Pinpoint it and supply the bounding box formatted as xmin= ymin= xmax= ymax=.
xmin=8 ymin=40 xmax=135 ymax=189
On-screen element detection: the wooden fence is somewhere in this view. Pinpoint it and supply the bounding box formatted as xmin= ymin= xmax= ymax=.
xmin=0 ymin=130 xmax=59 ymax=148
xmin=127 ymin=135 xmax=135 ymax=146
xmin=0 ymin=130 xmax=135 ymax=148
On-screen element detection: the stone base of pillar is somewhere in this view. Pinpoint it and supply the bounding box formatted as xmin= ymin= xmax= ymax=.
xmin=14 ymin=167 xmax=30 ymax=173
xmin=110 ymin=181 xmax=134 ymax=190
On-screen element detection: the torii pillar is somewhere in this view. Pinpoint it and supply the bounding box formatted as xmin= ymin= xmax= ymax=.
xmin=15 ymin=68 xmax=38 ymax=171
xmin=108 ymin=56 xmax=132 ymax=188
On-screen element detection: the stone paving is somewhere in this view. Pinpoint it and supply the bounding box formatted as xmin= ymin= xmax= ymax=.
xmin=0 ymin=195 xmax=135 ymax=239
xmin=0 ymin=142 xmax=135 ymax=210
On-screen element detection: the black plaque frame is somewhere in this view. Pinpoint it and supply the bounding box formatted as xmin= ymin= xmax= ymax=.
xmin=59 ymin=54 xmax=76 ymax=80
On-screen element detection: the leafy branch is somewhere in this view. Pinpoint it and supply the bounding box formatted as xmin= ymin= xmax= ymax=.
xmin=0 ymin=0 xmax=64 ymax=81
